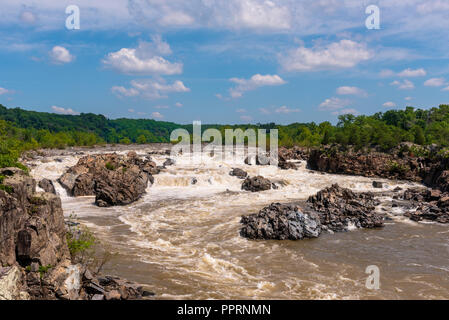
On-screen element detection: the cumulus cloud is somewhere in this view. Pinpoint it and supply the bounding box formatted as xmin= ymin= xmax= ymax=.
xmin=151 ymin=111 xmax=163 ymax=119
xmin=259 ymin=107 xmax=271 ymax=115
xmin=49 ymin=46 xmax=74 ymax=64
xmin=240 ymin=115 xmax=253 ymax=122
xmin=424 ymin=77 xmax=446 ymax=87
xmin=236 ymin=108 xmax=246 ymax=113
xmin=229 ymin=74 xmax=286 ymax=98
xmin=442 ymin=86 xmax=449 ymax=92
xmin=0 ymin=87 xmax=12 ymax=95
xmin=405 ymin=96 xmax=413 ymax=101
xmin=112 ymin=78 xmax=190 ymax=99
xmin=279 ymin=40 xmax=372 ymax=72
xmin=102 ymin=36 xmax=182 ymax=75
xmin=383 ymin=101 xmax=396 ymax=108
xmin=154 ymin=105 xmax=169 ymax=109
xmin=332 ymin=108 xmax=359 ymax=116
xmin=336 ymin=86 xmax=367 ymax=96
xmin=397 ymin=68 xmax=426 ymax=77
xmin=175 ymin=102 xmax=183 ymax=107
xmin=20 ymin=10 xmax=37 ymax=24
xmin=275 ymin=106 xmax=301 ymax=114
xmin=318 ymin=97 xmax=350 ymax=111
xmin=390 ymin=79 xmax=415 ymax=90
xmin=51 ymin=106 xmax=79 ymax=115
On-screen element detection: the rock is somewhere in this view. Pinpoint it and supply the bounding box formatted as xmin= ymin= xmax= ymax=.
xmin=0 ymin=168 xmax=69 ymax=268
xmin=229 ymin=168 xmax=248 ymax=179
xmin=372 ymin=181 xmax=383 ymax=188
xmin=191 ymin=178 xmax=198 ymax=185
xmin=91 ymin=294 xmax=104 ymax=300
xmin=306 ymin=184 xmax=384 ymax=232
xmin=0 ymin=266 xmax=29 ymax=300
xmin=278 ymin=155 xmax=297 ymax=170
xmin=241 ymin=176 xmax=272 ymax=192
xmin=105 ymin=290 xmax=121 ymax=300
xmin=38 ymin=179 xmax=56 ymax=194
xmin=58 ymin=153 xmax=156 ymax=207
xmin=163 ymin=158 xmax=175 ymax=167
xmin=240 ymin=203 xmax=321 ymax=240
xmin=401 ymin=188 xmax=449 ymax=223
xmin=244 ymin=153 xmax=275 ymax=166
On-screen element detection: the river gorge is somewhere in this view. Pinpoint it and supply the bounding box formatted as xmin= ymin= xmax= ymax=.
xmin=27 ymin=145 xmax=449 ymax=300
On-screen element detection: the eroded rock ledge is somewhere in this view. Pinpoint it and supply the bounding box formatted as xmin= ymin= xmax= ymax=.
xmin=0 ymin=168 xmax=153 ymax=300
xmin=59 ymin=152 xmax=159 ymax=207
xmin=240 ymin=184 xmax=384 ymax=240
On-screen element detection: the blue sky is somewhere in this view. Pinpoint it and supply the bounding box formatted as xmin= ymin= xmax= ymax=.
xmin=0 ymin=0 xmax=449 ymax=125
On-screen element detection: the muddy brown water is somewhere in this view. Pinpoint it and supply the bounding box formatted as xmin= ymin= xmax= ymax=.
xmin=29 ymin=146 xmax=449 ymax=299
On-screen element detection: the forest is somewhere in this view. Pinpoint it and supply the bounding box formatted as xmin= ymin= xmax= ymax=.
xmin=1 ymin=103 xmax=449 ymax=169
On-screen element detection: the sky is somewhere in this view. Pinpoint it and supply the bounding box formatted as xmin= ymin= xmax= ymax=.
xmin=0 ymin=0 xmax=449 ymax=125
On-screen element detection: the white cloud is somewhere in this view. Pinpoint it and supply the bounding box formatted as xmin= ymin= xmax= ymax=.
xmin=275 ymin=106 xmax=301 ymax=114
xmin=379 ymin=69 xmax=395 ymax=78
xmin=102 ymin=36 xmax=182 ymax=75
xmin=442 ymin=86 xmax=449 ymax=92
xmin=0 ymin=87 xmax=12 ymax=95
xmin=390 ymin=79 xmax=415 ymax=90
xmin=424 ymin=77 xmax=446 ymax=87
xmin=151 ymin=111 xmax=163 ymax=119
xmin=49 ymin=46 xmax=74 ymax=64
xmin=336 ymin=86 xmax=367 ymax=96
xmin=279 ymin=40 xmax=372 ymax=72
xmin=332 ymin=108 xmax=359 ymax=116
xmin=175 ymin=102 xmax=183 ymax=107
xmin=154 ymin=105 xmax=169 ymax=109
xmin=319 ymin=97 xmax=350 ymax=111
xmin=20 ymin=10 xmax=37 ymax=24
xmin=405 ymin=96 xmax=413 ymax=101
xmin=259 ymin=107 xmax=271 ymax=115
xmin=235 ymin=0 xmax=291 ymax=30
xmin=159 ymin=11 xmax=194 ymax=26
xmin=128 ymin=108 xmax=135 ymax=113
xmin=383 ymin=101 xmax=396 ymax=108
xmin=51 ymin=106 xmax=79 ymax=115
xmin=240 ymin=115 xmax=252 ymax=121
xmin=397 ymin=68 xmax=426 ymax=77
xmin=229 ymin=74 xmax=285 ymax=98
xmin=236 ymin=108 xmax=246 ymax=113
xmin=112 ymin=78 xmax=190 ymax=100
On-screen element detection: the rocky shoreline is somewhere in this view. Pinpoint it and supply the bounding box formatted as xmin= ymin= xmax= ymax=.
xmin=0 ymin=166 xmax=154 ymax=300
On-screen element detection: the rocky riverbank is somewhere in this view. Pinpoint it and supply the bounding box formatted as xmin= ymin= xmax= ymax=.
xmin=0 ymin=167 xmax=153 ymax=300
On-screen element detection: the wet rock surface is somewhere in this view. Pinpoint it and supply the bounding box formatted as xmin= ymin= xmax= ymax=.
xmin=229 ymin=168 xmax=248 ymax=179
xmin=38 ymin=178 xmax=56 ymax=194
xmin=306 ymin=184 xmax=384 ymax=232
xmin=241 ymin=176 xmax=272 ymax=192
xmin=240 ymin=203 xmax=321 ymax=240
xmin=0 ymin=167 xmax=155 ymax=300
xmin=59 ymin=152 xmax=159 ymax=207
xmin=402 ymin=187 xmax=449 ymax=223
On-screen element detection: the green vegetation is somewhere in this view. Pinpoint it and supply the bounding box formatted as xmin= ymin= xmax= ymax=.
xmin=1 ymin=103 xmax=449 ymax=171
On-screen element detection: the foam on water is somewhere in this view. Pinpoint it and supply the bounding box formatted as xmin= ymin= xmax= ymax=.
xmin=27 ymin=146 xmax=449 ymax=299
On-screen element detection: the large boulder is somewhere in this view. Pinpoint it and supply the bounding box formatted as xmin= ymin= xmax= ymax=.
xmin=241 ymin=176 xmax=272 ymax=192
xmin=58 ymin=153 xmax=157 ymax=207
xmin=240 ymin=203 xmax=321 ymax=240
xmin=306 ymin=184 xmax=384 ymax=232
xmin=229 ymin=168 xmax=248 ymax=179
xmin=0 ymin=168 xmax=69 ymax=268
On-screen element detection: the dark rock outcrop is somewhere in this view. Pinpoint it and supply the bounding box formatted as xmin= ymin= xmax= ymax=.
xmin=306 ymin=184 xmax=384 ymax=232
xmin=38 ymin=179 xmax=56 ymax=194
xmin=240 ymin=203 xmax=321 ymax=240
xmin=278 ymin=155 xmax=297 ymax=170
xmin=278 ymin=146 xmax=308 ymax=161
xmin=372 ymin=181 xmax=383 ymax=188
xmin=229 ymin=168 xmax=248 ymax=179
xmin=402 ymin=188 xmax=449 ymax=223
xmin=0 ymin=168 xmax=69 ymax=268
xmin=241 ymin=176 xmax=272 ymax=192
xmin=58 ymin=152 xmax=158 ymax=207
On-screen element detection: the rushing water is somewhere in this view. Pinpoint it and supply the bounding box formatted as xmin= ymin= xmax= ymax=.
xmin=29 ymin=146 xmax=449 ymax=299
